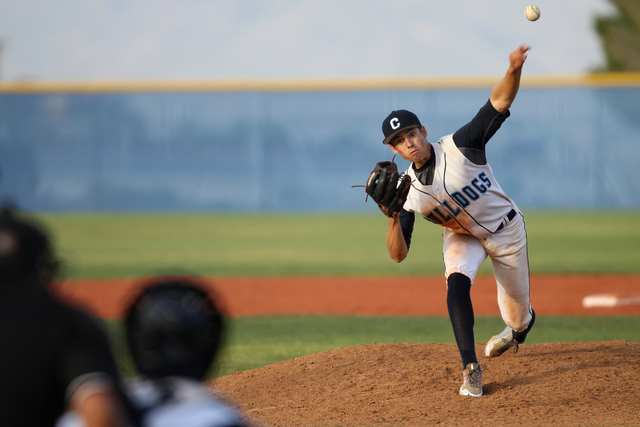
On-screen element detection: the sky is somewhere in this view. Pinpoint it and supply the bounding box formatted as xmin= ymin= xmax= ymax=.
xmin=0 ymin=0 xmax=618 ymax=82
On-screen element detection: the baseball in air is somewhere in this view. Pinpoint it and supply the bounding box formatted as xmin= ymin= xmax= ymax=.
xmin=525 ymin=5 xmax=541 ymax=21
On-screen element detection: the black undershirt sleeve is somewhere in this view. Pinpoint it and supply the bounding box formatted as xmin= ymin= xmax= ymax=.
xmin=452 ymin=99 xmax=510 ymax=165
xmin=399 ymin=209 xmax=415 ymax=249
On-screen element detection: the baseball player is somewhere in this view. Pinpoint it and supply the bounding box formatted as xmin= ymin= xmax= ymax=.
xmin=368 ymin=45 xmax=536 ymax=397
xmin=0 ymin=206 xmax=128 ymax=426
xmin=122 ymin=276 xmax=252 ymax=427
xmin=58 ymin=276 xmax=254 ymax=427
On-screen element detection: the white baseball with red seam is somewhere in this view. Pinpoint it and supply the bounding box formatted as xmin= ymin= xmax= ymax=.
xmin=525 ymin=5 xmax=540 ymax=21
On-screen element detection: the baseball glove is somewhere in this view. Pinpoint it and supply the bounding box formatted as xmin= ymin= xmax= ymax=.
xmin=365 ymin=160 xmax=412 ymax=217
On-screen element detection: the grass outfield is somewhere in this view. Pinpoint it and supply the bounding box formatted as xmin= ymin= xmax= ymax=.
xmin=38 ymin=211 xmax=640 ymax=278
xmin=106 ymin=315 xmax=640 ymax=379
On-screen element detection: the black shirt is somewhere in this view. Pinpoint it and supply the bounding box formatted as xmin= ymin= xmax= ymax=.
xmin=0 ymin=282 xmax=120 ymax=426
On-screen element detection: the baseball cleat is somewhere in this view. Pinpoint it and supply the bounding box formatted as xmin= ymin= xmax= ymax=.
xmin=484 ymin=326 xmax=521 ymax=358
xmin=459 ymin=363 xmax=484 ymax=397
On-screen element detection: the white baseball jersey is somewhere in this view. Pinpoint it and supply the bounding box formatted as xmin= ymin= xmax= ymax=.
xmin=403 ymin=134 xmax=515 ymax=239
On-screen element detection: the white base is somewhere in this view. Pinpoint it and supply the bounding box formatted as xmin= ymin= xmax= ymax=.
xmin=582 ymin=293 xmax=640 ymax=308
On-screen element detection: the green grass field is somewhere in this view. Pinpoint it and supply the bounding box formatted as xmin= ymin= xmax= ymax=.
xmin=36 ymin=211 xmax=640 ymax=378
xmin=39 ymin=211 xmax=640 ymax=278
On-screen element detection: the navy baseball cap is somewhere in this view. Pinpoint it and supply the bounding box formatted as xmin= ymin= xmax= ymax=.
xmin=382 ymin=110 xmax=422 ymax=144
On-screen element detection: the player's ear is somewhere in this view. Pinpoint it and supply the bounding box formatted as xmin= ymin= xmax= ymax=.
xmin=421 ymin=126 xmax=427 ymax=138
xmin=389 ymin=143 xmax=400 ymax=154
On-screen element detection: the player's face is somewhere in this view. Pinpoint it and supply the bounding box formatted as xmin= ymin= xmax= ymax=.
xmin=388 ymin=126 xmax=431 ymax=168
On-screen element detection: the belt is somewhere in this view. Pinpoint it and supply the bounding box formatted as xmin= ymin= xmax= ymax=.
xmin=495 ymin=209 xmax=517 ymax=232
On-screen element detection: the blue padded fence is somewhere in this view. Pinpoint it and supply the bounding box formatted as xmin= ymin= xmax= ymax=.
xmin=1 ymin=81 xmax=639 ymax=212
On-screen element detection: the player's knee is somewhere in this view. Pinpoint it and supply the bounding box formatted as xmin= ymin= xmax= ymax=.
xmin=517 ymin=308 xmax=536 ymax=332
xmin=507 ymin=308 xmax=534 ymax=332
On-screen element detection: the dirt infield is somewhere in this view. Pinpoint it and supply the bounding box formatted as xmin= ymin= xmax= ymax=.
xmin=54 ymin=275 xmax=640 ymax=426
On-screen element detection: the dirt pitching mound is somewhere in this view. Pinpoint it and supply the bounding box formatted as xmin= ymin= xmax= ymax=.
xmin=211 ymin=340 xmax=640 ymax=427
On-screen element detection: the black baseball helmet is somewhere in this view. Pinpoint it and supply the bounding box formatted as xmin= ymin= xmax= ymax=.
xmin=0 ymin=205 xmax=60 ymax=286
xmin=125 ymin=276 xmax=225 ymax=380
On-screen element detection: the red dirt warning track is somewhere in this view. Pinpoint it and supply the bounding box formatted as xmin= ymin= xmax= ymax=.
xmin=54 ymin=274 xmax=640 ymax=319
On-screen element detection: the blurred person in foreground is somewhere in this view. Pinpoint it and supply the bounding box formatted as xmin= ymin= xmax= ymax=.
xmin=0 ymin=206 xmax=127 ymax=426
xmin=120 ymin=276 xmax=254 ymax=427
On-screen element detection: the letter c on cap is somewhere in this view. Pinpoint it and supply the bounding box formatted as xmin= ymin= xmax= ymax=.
xmin=390 ymin=118 xmax=400 ymax=130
